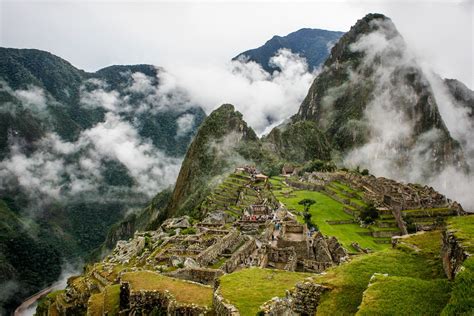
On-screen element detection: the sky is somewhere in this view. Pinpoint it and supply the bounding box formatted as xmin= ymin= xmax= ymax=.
xmin=0 ymin=0 xmax=473 ymax=89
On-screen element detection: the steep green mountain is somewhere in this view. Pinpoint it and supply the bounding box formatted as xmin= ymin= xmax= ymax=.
xmin=233 ymin=28 xmax=344 ymax=73
xmin=262 ymin=120 xmax=332 ymax=163
xmin=289 ymin=13 xmax=463 ymax=174
xmin=0 ymin=48 xmax=205 ymax=313
xmin=166 ymin=104 xmax=266 ymax=218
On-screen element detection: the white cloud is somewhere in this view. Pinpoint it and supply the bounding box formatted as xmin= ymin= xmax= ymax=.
xmin=14 ymin=86 xmax=48 ymax=111
xmin=341 ymin=18 xmax=474 ymax=211
xmin=170 ymin=49 xmax=316 ymax=135
xmin=80 ymin=82 xmax=122 ymax=112
xmin=176 ymin=113 xmax=195 ymax=137
xmin=128 ymin=72 xmax=154 ymax=94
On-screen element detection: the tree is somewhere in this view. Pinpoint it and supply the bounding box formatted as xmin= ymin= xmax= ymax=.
xmin=298 ymin=198 xmax=316 ymax=213
xmin=299 ymin=198 xmax=316 ymax=229
xmin=359 ymin=203 xmax=379 ymax=224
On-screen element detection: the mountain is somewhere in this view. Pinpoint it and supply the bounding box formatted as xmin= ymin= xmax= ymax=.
xmin=166 ymin=104 xmax=265 ymax=218
xmin=287 ymin=13 xmax=464 ymax=177
xmin=0 ymin=48 xmax=206 ymax=312
xmin=233 ymin=28 xmax=344 ymax=73
xmin=445 ymin=78 xmax=474 ymax=118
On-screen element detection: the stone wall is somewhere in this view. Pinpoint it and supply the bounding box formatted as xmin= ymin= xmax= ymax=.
xmin=222 ymin=239 xmax=257 ymax=273
xmin=303 ymin=260 xmax=333 ymax=273
xmin=391 ymin=208 xmax=409 ymax=235
xmin=213 ymin=282 xmax=240 ymax=316
xmin=285 ymin=179 xmax=324 ymax=191
xmin=196 ymin=230 xmax=240 ymax=266
xmin=441 ymin=229 xmax=470 ymax=280
xmin=165 ymin=268 xmax=224 ymax=285
xmin=120 ymin=281 xmax=212 ymax=315
xmin=260 ymin=279 xmax=328 ymax=315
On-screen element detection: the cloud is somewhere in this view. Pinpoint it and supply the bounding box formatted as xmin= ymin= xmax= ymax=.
xmin=339 ymin=18 xmax=474 ymax=211
xmin=0 ymin=111 xmax=182 ymax=202
xmin=14 ymin=86 xmax=48 ymax=112
xmin=168 ymin=49 xmax=317 ymax=135
xmin=81 ymin=84 xmax=122 ymax=112
xmin=0 ymin=81 xmax=49 ymax=114
xmin=176 ymin=113 xmax=195 ymax=138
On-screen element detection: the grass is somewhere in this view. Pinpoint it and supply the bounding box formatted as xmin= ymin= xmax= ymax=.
xmin=104 ymin=284 xmax=120 ymax=315
xmin=441 ymin=257 xmax=474 ymax=315
xmin=270 ymin=177 xmax=388 ymax=251
xmin=121 ymin=271 xmax=213 ymax=307
xmin=87 ymin=292 xmax=105 ymax=315
xmin=442 ymin=215 xmax=474 ymax=315
xmin=447 ymin=215 xmax=474 ymax=253
xmin=219 ymin=268 xmax=313 ymax=315
xmin=399 ymin=231 xmax=443 ymax=256
xmin=313 ymin=238 xmax=446 ymax=315
xmin=357 ymin=275 xmax=451 ymax=315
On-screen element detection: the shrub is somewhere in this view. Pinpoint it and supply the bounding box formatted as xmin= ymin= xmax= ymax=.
xmin=180 ymin=227 xmax=197 ymax=235
xmin=360 ymin=204 xmax=379 ymax=224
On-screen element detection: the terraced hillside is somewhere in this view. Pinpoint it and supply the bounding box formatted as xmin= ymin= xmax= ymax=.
xmin=34 ymin=169 xmax=473 ymax=315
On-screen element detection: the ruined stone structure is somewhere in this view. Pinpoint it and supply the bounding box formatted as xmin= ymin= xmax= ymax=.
xmin=165 ymin=268 xmax=224 ymax=285
xmin=120 ymin=281 xmax=212 ymax=315
xmin=441 ymin=230 xmax=470 ymax=280
xmin=260 ymin=279 xmax=329 ymax=315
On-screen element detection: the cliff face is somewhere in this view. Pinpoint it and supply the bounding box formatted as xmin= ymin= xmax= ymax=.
xmin=293 ymin=14 xmax=464 ymax=174
xmin=441 ymin=229 xmax=469 ymax=280
xmin=167 ymin=104 xmax=263 ymax=217
xmin=262 ymin=120 xmax=332 ymax=163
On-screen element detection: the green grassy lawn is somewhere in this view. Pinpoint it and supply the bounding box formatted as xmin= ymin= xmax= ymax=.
xmin=271 ymin=178 xmax=388 ymax=251
xmin=447 ymin=215 xmax=474 ymax=253
xmin=219 ymin=268 xmax=313 ymax=315
xmin=121 ymin=271 xmax=213 ymax=307
xmin=442 ymin=257 xmax=474 ymax=315
xmin=104 ymin=284 xmax=120 ymax=315
xmin=357 ymin=275 xmax=451 ymax=316
xmin=87 ymin=292 xmax=105 ymax=315
xmin=442 ymin=215 xmax=474 ymax=314
xmin=313 ymin=243 xmax=446 ymax=315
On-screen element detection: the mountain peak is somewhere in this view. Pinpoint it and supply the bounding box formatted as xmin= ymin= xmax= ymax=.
xmin=233 ymin=27 xmax=344 ymax=73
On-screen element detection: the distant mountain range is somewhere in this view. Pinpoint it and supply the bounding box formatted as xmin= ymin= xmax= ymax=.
xmin=233 ymin=28 xmax=344 ymax=73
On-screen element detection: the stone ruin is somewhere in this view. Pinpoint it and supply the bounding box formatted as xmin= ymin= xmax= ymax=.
xmin=340 ymin=172 xmax=462 ymax=212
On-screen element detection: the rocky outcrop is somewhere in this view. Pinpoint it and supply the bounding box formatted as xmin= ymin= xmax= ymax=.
xmin=441 ymin=229 xmax=470 ymax=280
xmin=167 ymin=104 xmax=263 ymax=217
xmin=291 ymin=13 xmax=464 ymax=173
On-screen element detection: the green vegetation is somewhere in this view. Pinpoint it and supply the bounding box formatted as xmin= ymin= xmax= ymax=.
xmin=313 ymin=240 xmax=446 ymax=315
xmin=271 ymin=178 xmax=388 ymax=251
xmin=359 ymin=204 xmax=379 ymax=224
xmin=121 ymin=271 xmax=213 ymax=307
xmin=262 ymin=121 xmax=332 ymax=163
xmin=442 ymin=257 xmax=474 ymax=315
xmin=441 ymin=216 xmax=474 ymax=315
xmin=299 ymin=159 xmax=336 ymax=174
xmin=357 ymin=275 xmax=451 ymax=315
xmin=219 ymin=268 xmax=313 ymax=315
xmin=447 ymin=215 xmax=474 ymax=252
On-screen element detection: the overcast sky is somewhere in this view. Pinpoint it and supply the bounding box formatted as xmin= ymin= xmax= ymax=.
xmin=0 ymin=0 xmax=473 ymax=88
